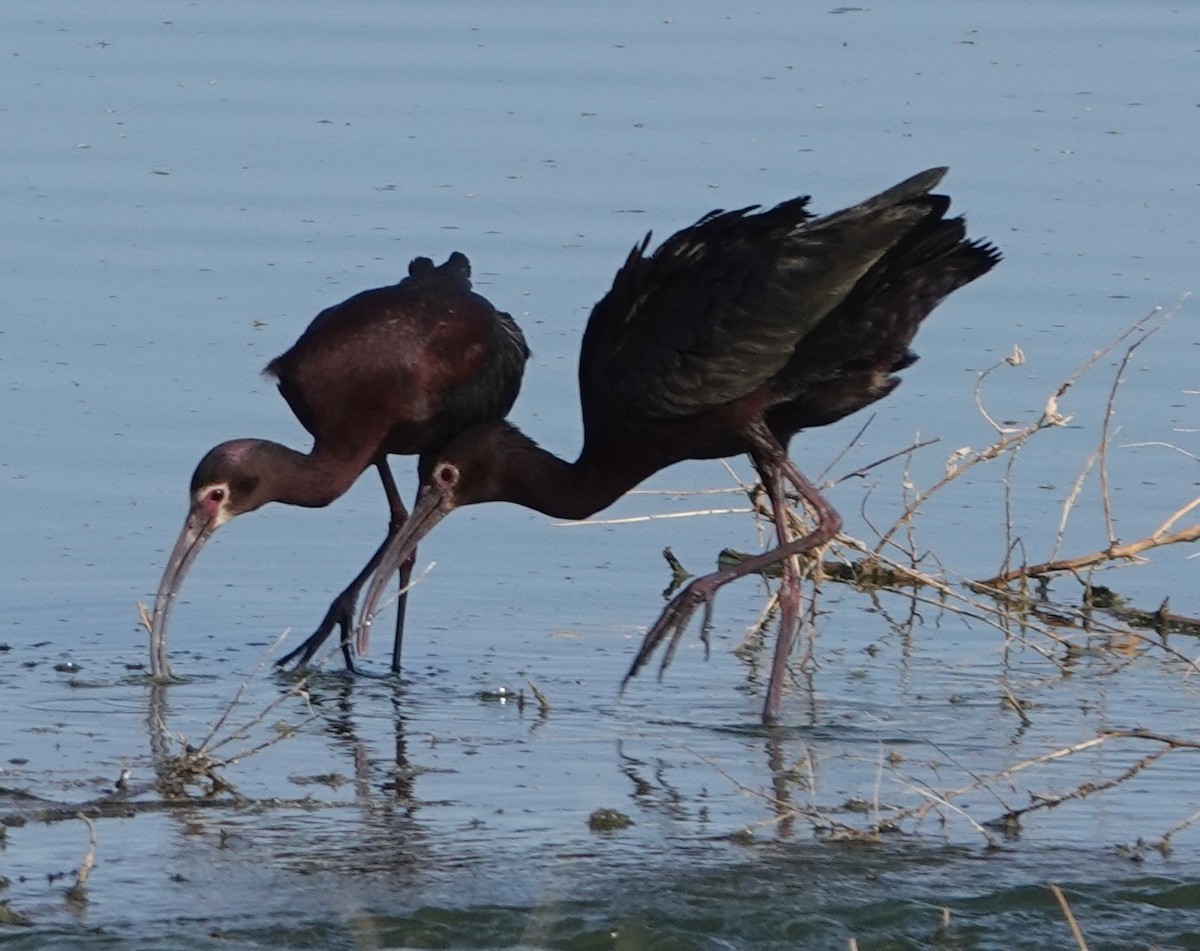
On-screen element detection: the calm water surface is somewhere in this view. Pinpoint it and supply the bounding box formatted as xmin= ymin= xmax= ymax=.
xmin=3 ymin=1 xmax=1199 ymax=948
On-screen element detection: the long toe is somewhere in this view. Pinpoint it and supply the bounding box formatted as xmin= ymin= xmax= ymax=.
xmin=277 ymin=597 xmax=357 ymax=670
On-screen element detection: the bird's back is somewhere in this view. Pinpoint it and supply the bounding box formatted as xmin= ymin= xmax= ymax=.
xmin=266 ymin=253 xmax=529 ymax=461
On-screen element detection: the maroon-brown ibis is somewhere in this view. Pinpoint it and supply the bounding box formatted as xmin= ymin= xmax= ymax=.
xmin=148 ymin=253 xmax=529 ymax=679
xmin=357 ymin=168 xmax=1000 ymax=722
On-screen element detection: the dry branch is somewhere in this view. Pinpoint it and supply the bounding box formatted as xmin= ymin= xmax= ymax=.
xmin=979 ymin=519 xmax=1200 ymax=587
xmin=1050 ymin=884 xmax=1091 ymax=951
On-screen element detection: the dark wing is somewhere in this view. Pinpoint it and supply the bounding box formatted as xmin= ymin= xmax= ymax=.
xmin=768 ymin=217 xmax=1001 ymax=431
xmin=579 ymin=167 xmax=954 ymax=423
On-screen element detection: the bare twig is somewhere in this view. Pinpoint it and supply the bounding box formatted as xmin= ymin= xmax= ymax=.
xmin=817 ymin=411 xmax=877 ymax=484
xmin=831 ymin=436 xmax=941 ymax=486
xmin=1051 ymin=449 xmax=1099 ymax=564
xmin=65 ymin=815 xmax=97 ymax=903
xmin=999 ymin=745 xmax=1172 ymax=826
xmin=552 ymin=506 xmax=753 ymax=527
xmin=527 ymin=679 xmax=552 ymax=715
xmin=985 ymin=299 xmax=1189 ymax=583
xmin=197 ymin=629 xmax=297 ymax=753
xmin=1153 ymin=494 xmax=1200 ymax=541
xmin=1050 ymin=884 xmax=1091 ymax=951
xmin=979 ymin=521 xmax=1200 ymax=587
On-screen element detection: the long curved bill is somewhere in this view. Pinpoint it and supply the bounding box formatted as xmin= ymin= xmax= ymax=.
xmin=148 ymin=508 xmax=217 ymax=680
xmin=355 ymin=482 xmax=451 ymax=655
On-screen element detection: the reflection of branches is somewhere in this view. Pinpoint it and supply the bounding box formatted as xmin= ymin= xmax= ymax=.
xmin=666 ymin=301 xmax=1200 ymax=845
xmin=1153 ymin=801 xmax=1200 ymax=856
xmin=149 ymin=632 xmax=324 ymax=800
xmin=6 ymin=669 xmax=329 ymax=828
xmin=723 ymin=728 xmax=1200 ymax=850
xmin=884 ymin=729 xmax=1199 ymax=841
xmin=670 ymin=739 xmax=873 ymax=842
xmin=891 ymin=776 xmax=1000 ymax=848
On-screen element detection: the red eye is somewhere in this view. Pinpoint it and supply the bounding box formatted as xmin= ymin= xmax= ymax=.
xmin=210 ymin=488 xmax=226 ymax=503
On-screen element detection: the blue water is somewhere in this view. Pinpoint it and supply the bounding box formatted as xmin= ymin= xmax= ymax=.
xmin=3 ymin=1 xmax=1199 ymax=948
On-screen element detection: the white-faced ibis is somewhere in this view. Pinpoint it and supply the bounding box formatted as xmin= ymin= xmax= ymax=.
xmin=356 ymin=168 xmax=1000 ymax=723
xmin=148 ymin=253 xmax=529 ymax=680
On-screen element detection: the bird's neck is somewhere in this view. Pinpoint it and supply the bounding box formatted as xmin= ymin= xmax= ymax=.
xmin=511 ymin=452 xmax=633 ymax=521
xmin=255 ymin=441 xmax=365 ymax=509
xmin=465 ymin=424 xmax=648 ymax=521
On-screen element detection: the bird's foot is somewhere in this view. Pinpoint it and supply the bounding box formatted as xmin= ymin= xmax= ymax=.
xmin=621 ymin=578 xmax=720 ymax=692
xmin=275 ymin=598 xmax=357 ymax=673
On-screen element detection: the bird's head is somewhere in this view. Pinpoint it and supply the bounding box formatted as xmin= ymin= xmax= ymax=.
xmin=355 ymin=422 xmax=538 ymax=640
xmin=188 ymin=439 xmax=278 ymax=524
xmin=417 ymin=421 xmax=540 ymax=509
xmin=147 ymin=439 xmax=275 ymax=679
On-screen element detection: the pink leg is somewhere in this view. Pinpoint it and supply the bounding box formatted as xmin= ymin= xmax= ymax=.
xmin=621 ymin=424 xmax=841 ymax=724
xmin=760 ymin=453 xmax=819 ymax=724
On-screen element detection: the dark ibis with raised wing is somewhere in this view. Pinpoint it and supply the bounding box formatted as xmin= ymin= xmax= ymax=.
xmin=148 ymin=253 xmax=529 ymax=679
xmin=356 ymin=168 xmax=999 ymax=722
